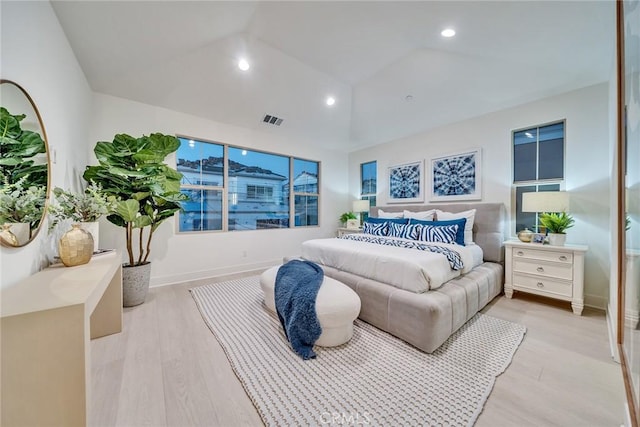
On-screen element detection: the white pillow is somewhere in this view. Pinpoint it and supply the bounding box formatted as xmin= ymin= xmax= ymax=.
xmin=378 ymin=209 xmax=403 ymax=218
xmin=435 ymin=209 xmax=476 ymax=244
xmin=403 ymin=209 xmax=436 ymax=221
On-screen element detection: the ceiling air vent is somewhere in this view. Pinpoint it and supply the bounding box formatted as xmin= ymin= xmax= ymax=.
xmin=262 ymin=114 xmax=283 ymax=126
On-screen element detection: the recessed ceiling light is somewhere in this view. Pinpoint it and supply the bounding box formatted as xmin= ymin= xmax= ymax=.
xmin=238 ymin=58 xmax=250 ymax=71
xmin=326 ymin=96 xmax=336 ymax=106
xmin=441 ymin=28 xmax=456 ymax=38
xmin=405 ymin=95 xmax=414 ymax=102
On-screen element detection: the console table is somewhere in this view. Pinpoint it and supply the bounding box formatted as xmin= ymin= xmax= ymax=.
xmin=1 ymin=252 xmax=122 ymax=426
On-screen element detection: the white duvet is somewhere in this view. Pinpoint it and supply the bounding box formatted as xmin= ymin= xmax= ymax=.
xmin=301 ymin=236 xmax=483 ymax=293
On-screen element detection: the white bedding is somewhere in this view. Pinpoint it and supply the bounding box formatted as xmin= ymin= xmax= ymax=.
xmin=301 ymin=236 xmax=483 ymax=293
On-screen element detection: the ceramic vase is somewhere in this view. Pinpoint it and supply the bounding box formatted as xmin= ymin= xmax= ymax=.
xmin=58 ymin=224 xmax=94 ymax=267
xmin=78 ymin=221 xmax=99 ymax=253
xmin=0 ymin=223 xmax=19 ymax=246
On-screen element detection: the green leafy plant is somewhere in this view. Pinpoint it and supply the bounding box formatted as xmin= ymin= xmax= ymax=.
xmin=0 ymin=106 xmax=47 ymax=188
xmin=339 ymin=212 xmax=357 ymax=223
xmin=0 ymin=175 xmax=46 ymax=226
xmin=83 ymin=133 xmax=188 ymax=267
xmin=538 ymin=212 xmax=575 ymax=234
xmin=48 ymin=181 xmax=117 ymax=230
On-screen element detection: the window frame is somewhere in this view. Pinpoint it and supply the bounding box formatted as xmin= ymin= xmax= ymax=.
xmin=511 ymin=120 xmax=566 ymax=235
xmin=360 ymin=161 xmax=377 ymax=220
xmin=176 ymin=135 xmax=321 ymax=233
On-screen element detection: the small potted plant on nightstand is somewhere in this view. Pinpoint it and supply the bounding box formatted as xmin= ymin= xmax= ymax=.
xmin=539 ymin=212 xmax=575 ymax=246
xmin=339 ymin=212 xmax=357 ymax=227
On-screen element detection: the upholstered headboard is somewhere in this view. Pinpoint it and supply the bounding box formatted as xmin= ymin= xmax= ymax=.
xmin=370 ymin=203 xmax=506 ymax=263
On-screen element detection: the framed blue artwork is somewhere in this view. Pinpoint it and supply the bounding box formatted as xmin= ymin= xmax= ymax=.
xmin=387 ymin=161 xmax=424 ymax=203
xmin=429 ymin=148 xmax=482 ymax=201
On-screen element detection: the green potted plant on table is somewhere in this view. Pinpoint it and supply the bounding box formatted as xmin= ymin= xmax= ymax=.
xmin=48 ymin=181 xmax=117 ymax=252
xmin=538 ymin=212 xmax=575 ymax=246
xmin=83 ymin=133 xmax=188 ymax=306
xmin=339 ymin=212 xmax=357 ymax=227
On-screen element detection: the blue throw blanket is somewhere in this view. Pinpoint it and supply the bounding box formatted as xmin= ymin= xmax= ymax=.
xmin=275 ymin=260 xmax=324 ymax=360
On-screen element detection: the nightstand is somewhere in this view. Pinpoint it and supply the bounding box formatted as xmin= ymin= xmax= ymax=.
xmin=504 ymin=240 xmax=588 ymax=315
xmin=337 ymin=227 xmax=363 ymax=237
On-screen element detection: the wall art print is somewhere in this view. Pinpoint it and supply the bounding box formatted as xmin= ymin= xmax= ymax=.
xmin=387 ymin=161 xmax=424 ymax=203
xmin=429 ymin=148 xmax=482 ymax=201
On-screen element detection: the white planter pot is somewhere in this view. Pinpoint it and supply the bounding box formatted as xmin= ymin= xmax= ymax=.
xmin=8 ymin=223 xmax=30 ymax=246
xmin=78 ymin=221 xmax=99 ymax=253
xmin=548 ymin=233 xmax=566 ymax=246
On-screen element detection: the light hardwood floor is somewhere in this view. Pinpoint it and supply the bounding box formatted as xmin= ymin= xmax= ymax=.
xmin=91 ymin=274 xmax=626 ymax=426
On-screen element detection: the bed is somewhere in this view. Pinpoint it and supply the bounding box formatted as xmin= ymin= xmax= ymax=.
xmin=300 ymin=203 xmax=506 ymax=353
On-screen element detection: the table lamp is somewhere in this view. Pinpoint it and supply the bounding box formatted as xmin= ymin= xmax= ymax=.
xmin=352 ymin=200 xmax=370 ymax=228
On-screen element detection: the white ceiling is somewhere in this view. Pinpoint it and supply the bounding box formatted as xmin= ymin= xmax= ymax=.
xmin=51 ymin=1 xmax=614 ymax=152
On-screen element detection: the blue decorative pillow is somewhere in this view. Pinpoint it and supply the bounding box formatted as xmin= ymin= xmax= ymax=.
xmin=363 ymin=221 xmax=388 ymax=236
xmin=367 ymin=217 xmax=409 ymax=225
xmin=418 ymin=224 xmax=459 ymax=244
xmin=409 ymin=218 xmax=466 ymax=246
xmin=388 ymin=222 xmax=421 ymax=240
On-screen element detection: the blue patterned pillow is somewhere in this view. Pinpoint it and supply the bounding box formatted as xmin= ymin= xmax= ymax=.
xmin=363 ymin=221 xmax=388 ymax=236
xmin=388 ymin=222 xmax=421 ymax=240
xmin=408 ymin=218 xmax=466 ymax=246
xmin=417 ymin=224 xmax=459 ymax=244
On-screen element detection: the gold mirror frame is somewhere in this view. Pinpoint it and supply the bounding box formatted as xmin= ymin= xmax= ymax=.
xmin=0 ymin=79 xmax=51 ymax=247
xmin=618 ymin=0 xmax=640 ymax=426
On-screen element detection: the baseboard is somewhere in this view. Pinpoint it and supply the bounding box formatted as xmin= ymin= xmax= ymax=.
xmin=149 ymin=259 xmax=281 ymax=287
xmin=607 ymin=302 xmax=621 ymax=363
xmin=584 ymin=293 xmax=607 ymax=311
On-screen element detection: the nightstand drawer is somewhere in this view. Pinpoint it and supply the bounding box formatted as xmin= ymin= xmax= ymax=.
xmin=513 ymin=273 xmax=572 ymax=297
xmin=513 ymin=260 xmax=573 ymax=280
xmin=512 ymin=248 xmax=573 ymax=264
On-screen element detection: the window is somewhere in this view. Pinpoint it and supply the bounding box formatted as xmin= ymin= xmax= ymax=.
xmin=293 ymin=158 xmax=319 ymax=226
xmin=360 ymin=161 xmax=377 ymax=221
xmin=513 ymin=121 xmax=565 ymax=232
xmin=176 ymin=137 xmax=320 ymax=232
xmin=177 ymin=139 xmax=224 ymax=232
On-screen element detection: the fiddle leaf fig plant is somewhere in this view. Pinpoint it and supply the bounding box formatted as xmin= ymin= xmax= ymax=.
xmin=0 ymin=106 xmax=47 ymax=188
xmin=83 ymin=133 xmax=188 ymax=267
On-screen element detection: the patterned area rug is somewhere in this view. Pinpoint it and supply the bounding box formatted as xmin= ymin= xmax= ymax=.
xmin=191 ymin=277 xmax=526 ymax=427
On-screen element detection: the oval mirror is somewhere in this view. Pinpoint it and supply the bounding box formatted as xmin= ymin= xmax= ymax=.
xmin=0 ymin=79 xmax=50 ymax=247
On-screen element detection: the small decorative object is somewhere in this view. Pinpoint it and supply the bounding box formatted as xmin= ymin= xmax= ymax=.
xmin=429 ymin=148 xmax=482 ymax=201
xmin=531 ymin=233 xmax=546 ymax=244
xmin=517 ymin=228 xmax=534 ymax=243
xmin=0 ymin=223 xmax=18 ymax=246
xmin=388 ymin=160 xmax=424 ymax=203
xmin=58 ymin=224 xmax=94 ymax=267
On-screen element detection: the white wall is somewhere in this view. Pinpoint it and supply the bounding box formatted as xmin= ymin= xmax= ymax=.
xmin=90 ymin=93 xmax=349 ymax=286
xmin=349 ymin=83 xmax=611 ymax=308
xmin=0 ymin=1 xmax=93 ymax=289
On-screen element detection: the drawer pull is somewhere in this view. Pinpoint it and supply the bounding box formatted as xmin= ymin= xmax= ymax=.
xmin=536 ymin=282 xmax=544 ymax=288
xmin=559 ymin=255 xmax=567 ymax=261
xmin=537 ymin=266 xmax=544 ymax=272
xmin=517 ymin=251 xmax=524 ymax=256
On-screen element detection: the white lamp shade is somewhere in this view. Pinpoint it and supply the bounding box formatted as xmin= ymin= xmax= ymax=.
xmin=352 ymin=200 xmax=370 ymax=213
xmin=522 ymin=191 xmax=570 ymax=213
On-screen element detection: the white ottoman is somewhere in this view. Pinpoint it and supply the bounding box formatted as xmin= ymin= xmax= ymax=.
xmin=260 ymin=265 xmax=361 ymax=347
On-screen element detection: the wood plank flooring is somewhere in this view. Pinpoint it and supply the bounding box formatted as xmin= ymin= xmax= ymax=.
xmin=91 ymin=274 xmax=626 ymax=426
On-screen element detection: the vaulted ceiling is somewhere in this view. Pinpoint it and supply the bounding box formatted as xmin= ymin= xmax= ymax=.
xmin=51 ymin=1 xmax=614 ymax=151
